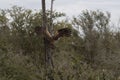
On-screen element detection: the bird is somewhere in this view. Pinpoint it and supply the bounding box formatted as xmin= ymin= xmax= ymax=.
xmin=35 ymin=26 xmax=71 ymax=49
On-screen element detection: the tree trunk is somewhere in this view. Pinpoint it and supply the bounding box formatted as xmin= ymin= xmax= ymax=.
xmin=41 ymin=0 xmax=54 ymax=80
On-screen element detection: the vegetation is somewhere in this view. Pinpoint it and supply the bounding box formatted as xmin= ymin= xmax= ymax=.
xmin=0 ymin=6 xmax=120 ymax=80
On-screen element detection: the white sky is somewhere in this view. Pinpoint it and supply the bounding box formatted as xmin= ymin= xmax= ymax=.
xmin=0 ymin=0 xmax=120 ymax=24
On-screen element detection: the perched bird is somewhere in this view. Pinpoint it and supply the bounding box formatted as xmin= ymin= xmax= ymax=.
xmin=35 ymin=26 xmax=71 ymax=49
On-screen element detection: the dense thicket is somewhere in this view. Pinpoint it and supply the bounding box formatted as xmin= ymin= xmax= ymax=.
xmin=0 ymin=6 xmax=120 ymax=80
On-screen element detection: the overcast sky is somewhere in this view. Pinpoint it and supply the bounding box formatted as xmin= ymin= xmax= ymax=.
xmin=0 ymin=0 xmax=120 ymax=24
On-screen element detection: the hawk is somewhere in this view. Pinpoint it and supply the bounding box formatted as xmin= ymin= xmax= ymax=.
xmin=35 ymin=26 xmax=71 ymax=49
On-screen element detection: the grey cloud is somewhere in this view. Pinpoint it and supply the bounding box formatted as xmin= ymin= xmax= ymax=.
xmin=0 ymin=0 xmax=120 ymax=23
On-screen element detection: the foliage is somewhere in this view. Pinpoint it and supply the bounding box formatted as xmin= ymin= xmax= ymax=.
xmin=0 ymin=6 xmax=120 ymax=80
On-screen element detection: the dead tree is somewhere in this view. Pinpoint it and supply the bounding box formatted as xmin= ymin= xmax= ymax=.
xmin=41 ymin=0 xmax=71 ymax=80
